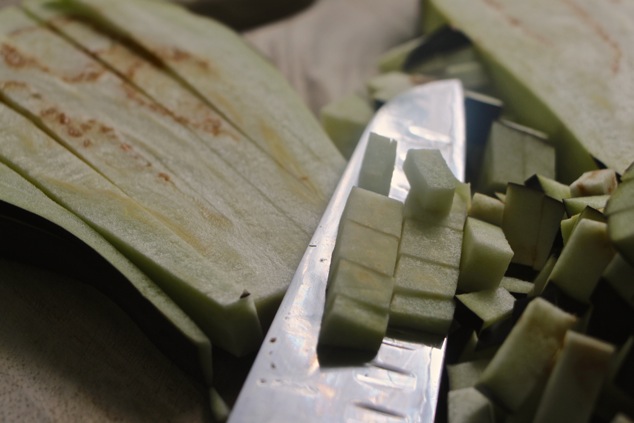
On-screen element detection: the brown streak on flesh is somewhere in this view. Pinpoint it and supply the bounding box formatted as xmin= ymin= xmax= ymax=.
xmin=80 ymin=119 xmax=97 ymax=132
xmin=563 ymin=0 xmax=621 ymax=74
xmin=0 ymin=42 xmax=102 ymax=83
xmin=184 ymin=114 xmax=232 ymax=139
xmin=99 ymin=124 xmax=114 ymax=134
xmin=0 ymin=80 xmax=28 ymax=91
xmin=123 ymin=58 xmax=144 ymax=81
xmin=39 ymin=106 xmax=83 ymax=140
xmin=160 ymin=46 xmax=215 ymax=74
xmin=62 ymin=68 xmax=105 ymax=84
xmin=200 ymin=117 xmax=224 ymax=137
xmin=58 ymin=112 xmax=69 ymax=125
xmin=66 ymin=125 xmax=82 ymax=137
xmin=259 ymin=120 xmax=321 ymax=199
xmin=173 ymin=101 xmax=237 ymax=140
xmin=36 ymin=105 xmax=155 ymax=169
xmin=481 ymin=0 xmax=550 ymax=45
xmin=120 ymin=82 xmax=171 ymax=117
xmin=0 ymin=43 xmax=50 ymax=71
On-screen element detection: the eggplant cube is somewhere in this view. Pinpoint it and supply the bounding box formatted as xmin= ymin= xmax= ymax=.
xmin=319 ymin=294 xmax=389 ymax=352
xmin=458 ymin=217 xmax=513 ymax=293
xmin=456 ymin=287 xmax=516 ymax=332
xmin=549 ymin=219 xmax=615 ymax=304
xmin=341 ymin=186 xmax=403 ymax=239
xmin=326 ymin=259 xmax=394 ymax=312
xmin=331 ymin=220 xmax=399 ymax=277
xmin=403 ymin=148 xmax=457 ymax=216
xmin=502 ymin=183 xmax=565 ymax=270
xmin=534 ymin=331 xmax=615 ymax=422
xmin=319 ymin=93 xmax=374 ymax=159
xmin=476 ymin=298 xmax=577 ymax=412
xmin=400 ymin=218 xmax=463 ymax=268
xmin=358 ymin=132 xmax=397 ymax=196
xmin=389 ymin=294 xmax=455 ymax=335
xmin=394 ymin=255 xmax=459 ymax=300
xmin=448 ymin=387 xmax=497 ymax=423
xmin=608 ymin=207 xmax=634 ymax=268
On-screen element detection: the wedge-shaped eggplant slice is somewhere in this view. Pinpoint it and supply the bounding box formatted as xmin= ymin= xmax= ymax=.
xmin=48 ymin=0 xmax=345 ymax=192
xmin=23 ymin=0 xmax=330 ymax=234
xmin=0 ymin=7 xmax=320 ymax=352
xmin=426 ymin=0 xmax=634 ymax=181
xmin=0 ymin=160 xmax=213 ymax=384
xmin=0 ymin=100 xmax=261 ymax=356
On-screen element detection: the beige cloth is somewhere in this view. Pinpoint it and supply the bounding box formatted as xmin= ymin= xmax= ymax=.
xmin=244 ymin=0 xmax=422 ymax=114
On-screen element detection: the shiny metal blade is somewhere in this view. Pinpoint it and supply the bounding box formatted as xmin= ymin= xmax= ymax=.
xmin=229 ymin=79 xmax=465 ymax=423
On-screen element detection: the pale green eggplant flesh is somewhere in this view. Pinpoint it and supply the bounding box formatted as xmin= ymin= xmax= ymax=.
xmin=56 ymin=0 xmax=346 ymax=194
xmin=427 ymin=0 xmax=634 ymax=182
xmin=0 ymin=6 xmax=321 ymax=351
xmin=22 ymin=0 xmax=328 ymax=234
xmin=0 ymin=101 xmax=261 ymax=356
xmin=0 ymin=160 xmax=213 ymax=385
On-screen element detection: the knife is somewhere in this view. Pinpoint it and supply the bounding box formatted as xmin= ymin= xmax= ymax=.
xmin=229 ymin=79 xmax=466 ymax=423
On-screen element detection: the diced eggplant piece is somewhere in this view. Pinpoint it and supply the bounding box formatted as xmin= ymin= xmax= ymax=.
xmin=404 ymin=185 xmax=470 ymax=231
xmin=564 ymin=195 xmax=611 ymax=216
xmin=476 ymin=298 xmax=576 ymax=412
xmin=331 ymin=220 xmax=399 ymax=277
xmin=404 ymin=148 xmax=458 ymax=216
xmin=561 ymin=206 xmax=606 ymax=246
xmin=502 ymin=183 xmax=565 ymax=270
xmin=548 ymin=219 xmax=615 ymax=304
xmin=393 ymin=255 xmax=458 ymax=300
xmin=358 ymin=132 xmax=397 ymax=196
xmin=477 ymin=120 xmax=554 ymax=195
xmin=534 ymin=331 xmax=615 ymax=423
xmin=447 ymin=359 xmax=491 ymax=391
xmin=326 ymin=259 xmax=394 ymax=312
xmin=608 ymin=207 xmax=634 ymax=268
xmin=448 ymin=387 xmax=498 ymax=423
xmin=524 ymin=173 xmax=572 ymax=201
xmin=341 ymin=186 xmax=404 ymax=239
xmin=455 ymin=288 xmax=515 ymax=333
xmin=400 ymin=218 xmax=463 ymax=268
xmin=468 ymin=192 xmax=504 ymax=227
xmin=605 ymin=178 xmax=634 ymax=217
xmin=320 ymin=93 xmax=374 ymax=159
xmin=458 ymin=217 xmax=513 ymax=293
xmin=569 ymin=169 xmax=618 ymax=197
xmin=389 ymin=294 xmax=456 ymax=336
xmin=499 ymin=276 xmax=533 ymax=299
xmin=318 ymin=294 xmax=389 ymax=353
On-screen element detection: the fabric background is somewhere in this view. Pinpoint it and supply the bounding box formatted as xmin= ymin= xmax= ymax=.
xmin=244 ymin=0 xmax=422 ymax=114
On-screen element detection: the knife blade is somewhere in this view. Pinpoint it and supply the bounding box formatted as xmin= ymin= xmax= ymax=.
xmin=229 ymin=79 xmax=466 ymax=423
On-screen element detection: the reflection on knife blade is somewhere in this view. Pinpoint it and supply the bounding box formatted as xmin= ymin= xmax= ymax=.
xmin=229 ymin=79 xmax=465 ymax=423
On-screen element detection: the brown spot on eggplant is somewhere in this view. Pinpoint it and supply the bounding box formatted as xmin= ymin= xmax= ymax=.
xmin=480 ymin=0 xmax=549 ymax=45
xmin=160 ymin=46 xmax=214 ymax=74
xmin=0 ymin=43 xmax=34 ymax=68
xmin=66 ymin=125 xmax=82 ymax=137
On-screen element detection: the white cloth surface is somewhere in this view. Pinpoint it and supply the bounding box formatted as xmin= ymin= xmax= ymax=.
xmin=244 ymin=0 xmax=421 ymax=114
